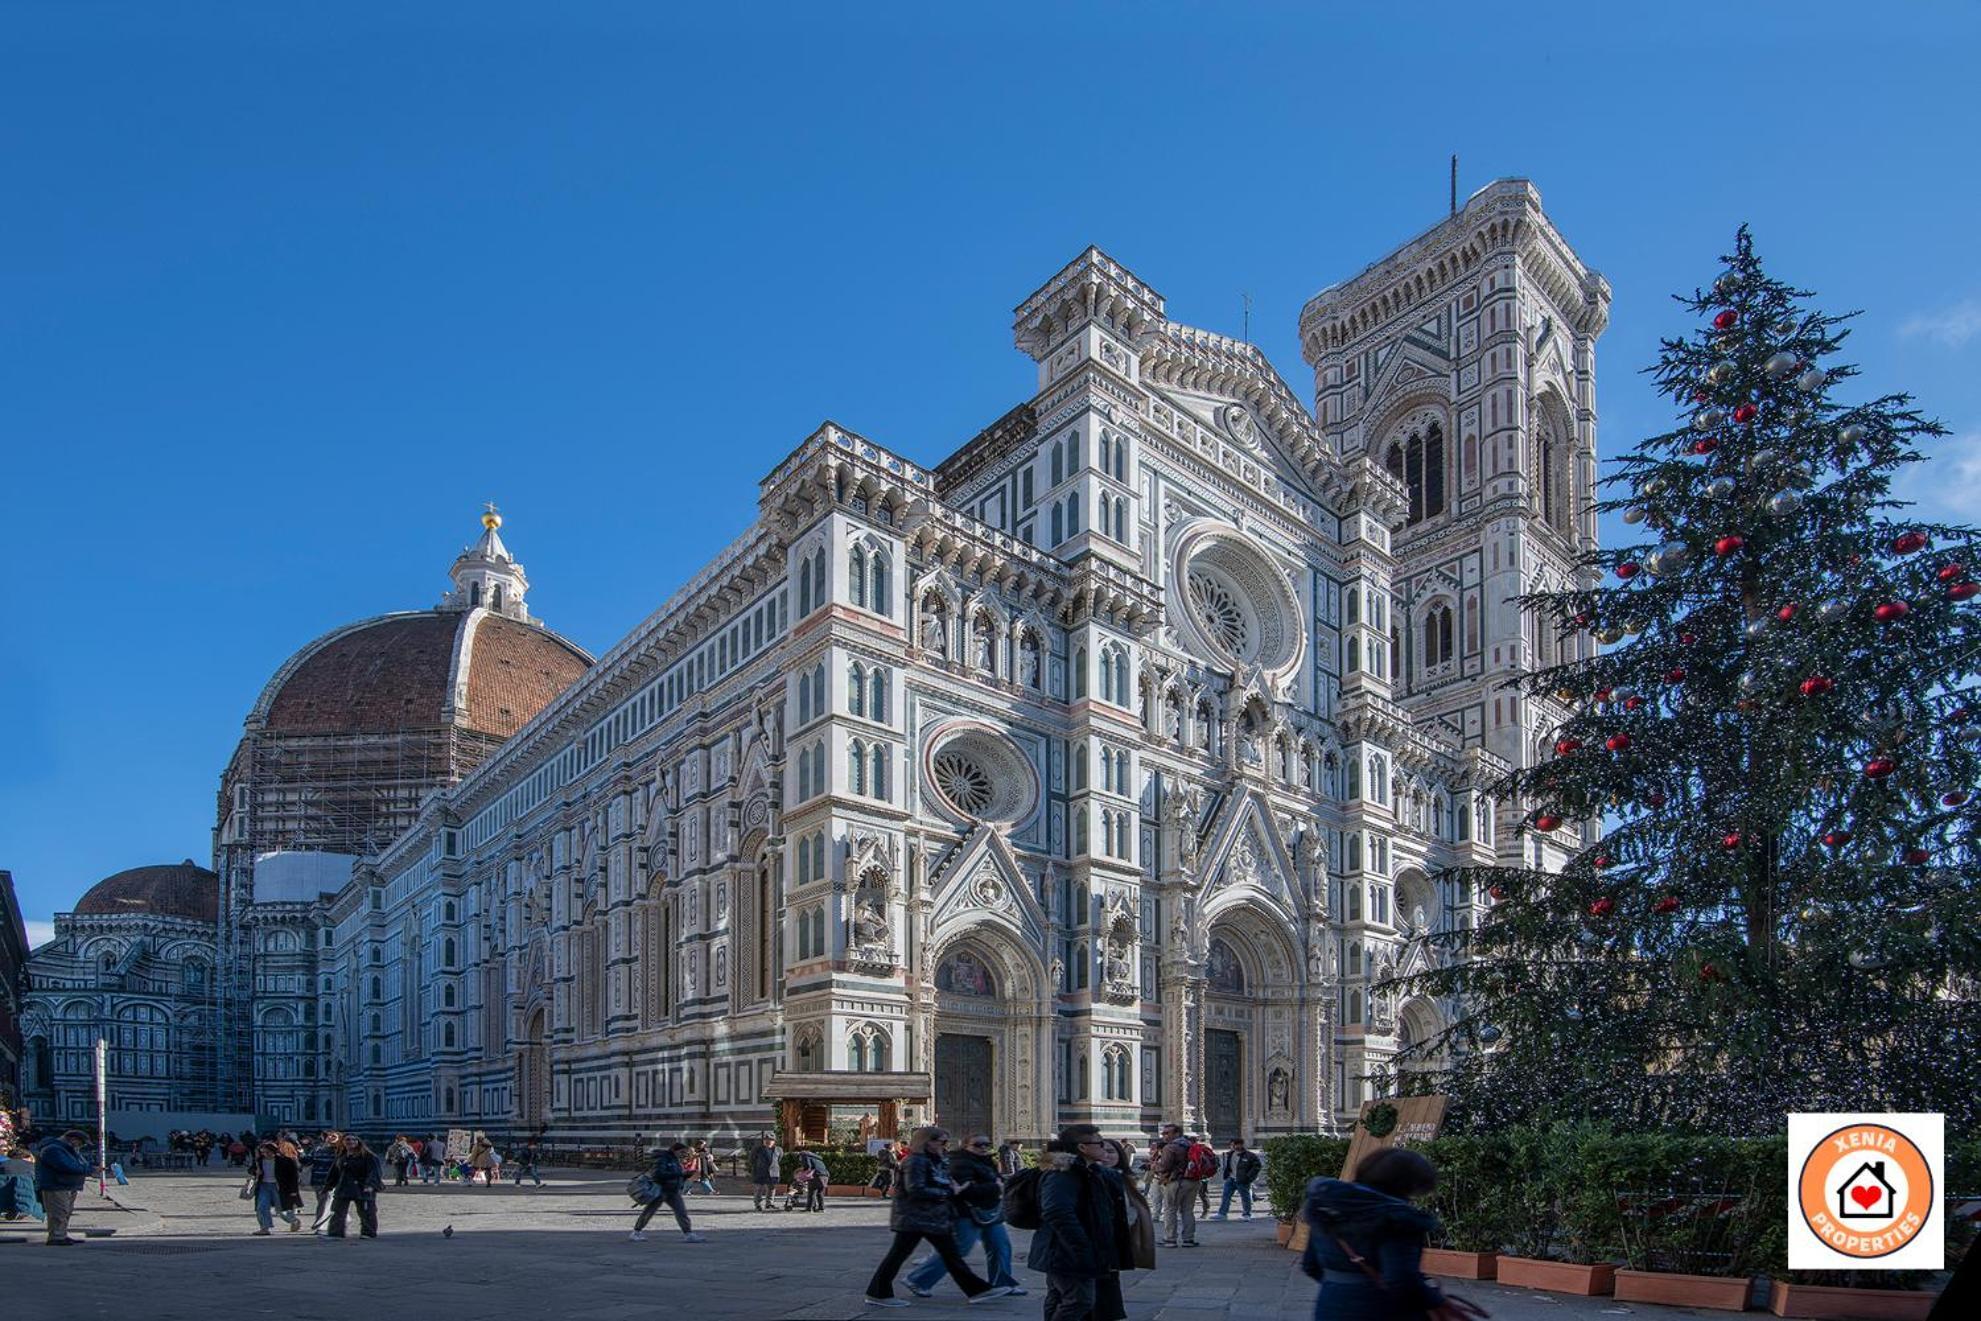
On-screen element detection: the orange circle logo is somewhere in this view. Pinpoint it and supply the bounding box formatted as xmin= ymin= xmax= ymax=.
xmin=1797 ymin=1123 xmax=1935 ymax=1259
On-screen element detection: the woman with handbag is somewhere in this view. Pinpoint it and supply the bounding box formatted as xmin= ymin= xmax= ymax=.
xmin=1302 ymin=1148 xmax=1488 ymax=1321
xmin=1097 ymin=1137 xmax=1156 ymax=1318
xmin=244 ymin=1139 xmax=303 ymax=1235
xmin=901 ymin=1134 xmax=1023 ymax=1297
xmin=861 ymin=1127 xmax=1013 ymax=1308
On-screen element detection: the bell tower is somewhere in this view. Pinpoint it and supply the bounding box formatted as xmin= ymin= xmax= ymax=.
xmin=442 ymin=503 xmax=534 ymax=621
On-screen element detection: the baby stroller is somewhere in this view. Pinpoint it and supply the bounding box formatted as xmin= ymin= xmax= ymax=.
xmin=783 ymin=1166 xmax=817 ymax=1211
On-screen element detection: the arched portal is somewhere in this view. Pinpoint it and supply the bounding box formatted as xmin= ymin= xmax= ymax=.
xmin=518 ymin=1005 xmax=549 ymax=1129
xmin=930 ymin=922 xmax=1051 ymax=1141
xmin=1201 ymin=902 xmax=1304 ymax=1141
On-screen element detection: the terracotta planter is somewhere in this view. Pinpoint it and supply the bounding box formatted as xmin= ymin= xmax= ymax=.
xmin=1615 ymin=1269 xmax=1751 ymax=1310
xmin=825 ymin=1184 xmax=866 ymax=1197
xmin=1421 ymin=1248 xmax=1498 ymax=1280
xmin=1768 ymin=1280 xmax=1937 ymax=1320
xmin=1495 ymin=1256 xmax=1616 ymax=1296
xmin=1275 ymin=1221 xmax=1294 ymax=1247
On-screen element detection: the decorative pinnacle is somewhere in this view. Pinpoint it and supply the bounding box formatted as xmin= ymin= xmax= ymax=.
xmin=482 ymin=501 xmax=502 ymax=531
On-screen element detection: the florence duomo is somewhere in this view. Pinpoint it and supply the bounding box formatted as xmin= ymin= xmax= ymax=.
xmin=19 ymin=179 xmax=1604 ymax=1147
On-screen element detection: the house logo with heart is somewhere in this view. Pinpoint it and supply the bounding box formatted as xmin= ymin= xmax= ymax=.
xmin=1789 ymin=1113 xmax=1942 ymax=1269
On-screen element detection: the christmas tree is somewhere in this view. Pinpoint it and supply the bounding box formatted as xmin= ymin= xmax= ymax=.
xmin=1397 ymin=229 xmax=1981 ymax=1133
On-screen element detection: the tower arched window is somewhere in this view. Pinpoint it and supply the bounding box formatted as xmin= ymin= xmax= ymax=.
xmin=869 ymin=666 xmax=888 ymax=722
xmin=1073 ymin=647 xmax=1088 ymax=699
xmin=869 ymin=548 xmax=889 ymax=616
xmin=848 ymin=661 xmax=865 ymax=717
xmin=469 ymin=582 xmax=482 ymax=607
xmin=849 ymin=544 xmax=868 ymax=608
xmin=848 ymin=738 xmax=867 ymax=796
xmin=1065 ymin=493 xmax=1081 ymax=537
xmin=870 ymin=743 xmax=888 ymax=800
xmin=1423 ymin=603 xmax=1455 ymax=669
xmin=1051 ymin=442 xmax=1064 ymax=486
xmin=1384 ymin=421 xmax=1447 ymax=526
xmin=1536 ymin=408 xmax=1573 ymax=535
xmin=1051 ymin=503 xmax=1064 ymax=544
xmin=1073 ymin=744 xmax=1088 ymax=790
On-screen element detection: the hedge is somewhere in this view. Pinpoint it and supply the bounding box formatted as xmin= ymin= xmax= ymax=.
xmin=1264 ymin=1123 xmax=1979 ymax=1286
xmin=778 ymin=1149 xmax=880 ymax=1186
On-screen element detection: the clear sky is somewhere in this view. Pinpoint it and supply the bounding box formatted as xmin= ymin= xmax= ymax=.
xmin=5 ymin=2 xmax=1979 ymax=944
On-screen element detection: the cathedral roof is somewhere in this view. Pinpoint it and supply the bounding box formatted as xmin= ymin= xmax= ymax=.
xmin=252 ymin=609 xmax=592 ymax=738
xmin=74 ymin=861 xmax=218 ymax=924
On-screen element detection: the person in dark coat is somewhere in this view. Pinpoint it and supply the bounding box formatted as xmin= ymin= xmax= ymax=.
xmin=1027 ymin=1125 xmax=1134 ymax=1321
xmin=862 ymin=1127 xmax=1011 ymax=1308
xmin=1303 ymin=1148 xmax=1486 ymax=1321
xmin=748 ymin=1134 xmax=783 ymax=1211
xmin=245 ymin=1139 xmax=304 ymax=1234
xmin=306 ymin=1130 xmax=341 ymax=1233
xmin=903 ymin=1133 xmax=1022 ymax=1296
xmin=630 ymin=1143 xmax=705 ymax=1242
xmin=322 ymin=1134 xmax=385 ymax=1239
xmin=33 ymin=1130 xmax=95 ymax=1246
xmin=795 ymin=1145 xmax=830 ymax=1212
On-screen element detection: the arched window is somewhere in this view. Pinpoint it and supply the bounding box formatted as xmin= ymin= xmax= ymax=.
xmin=492 ymin=583 xmax=504 ymax=610
xmin=810 ymin=549 xmax=827 ymax=612
xmin=1099 ymin=431 xmax=1111 ymax=475
xmin=442 ymin=982 xmax=456 ymax=1007
xmin=1348 ymin=989 xmax=1363 ymax=1024
xmin=1065 ymin=493 xmax=1081 ymax=536
xmin=848 ymin=661 xmax=866 ymax=717
xmin=1073 ymin=744 xmax=1088 ymax=790
xmin=1051 ymin=502 xmax=1064 ymax=544
xmin=849 ymin=739 xmax=867 ymax=796
xmin=469 ymin=582 xmax=482 ymax=607
xmin=1423 ymin=603 xmax=1455 ymax=669
xmin=1073 ymin=809 xmax=1089 ymax=855
xmin=1385 ymin=421 xmax=1447 ymax=525
xmin=870 ymin=743 xmax=888 ymax=800
xmin=849 ymin=544 xmax=868 ymax=608
xmin=1348 ymin=941 xmax=1362 ymax=974
xmin=1077 ymin=1052 xmax=1090 ymax=1099
xmin=442 ymin=937 xmax=455 ymax=967
xmin=869 ymin=549 xmax=890 ymax=616
xmin=1536 ymin=406 xmax=1572 ymax=535
xmin=1051 ymin=441 xmax=1064 ymax=486
xmin=1348 ymin=884 xmax=1363 ymax=921
xmin=869 ymin=667 xmax=888 ymax=722
xmin=849 ymin=1023 xmax=889 ymax=1072
xmin=1073 ymin=647 xmax=1088 ymax=699
xmin=443 ymin=1022 xmax=456 ymax=1048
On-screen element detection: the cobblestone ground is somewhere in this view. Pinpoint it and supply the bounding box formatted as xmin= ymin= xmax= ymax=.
xmin=4 ymin=1166 xmax=1729 ymax=1321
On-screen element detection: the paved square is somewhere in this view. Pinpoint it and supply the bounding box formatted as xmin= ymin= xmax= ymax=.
xmin=5 ymin=1166 xmax=1729 ymax=1321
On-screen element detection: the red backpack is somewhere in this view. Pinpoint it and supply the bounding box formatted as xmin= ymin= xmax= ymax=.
xmin=1184 ymin=1142 xmax=1219 ymax=1182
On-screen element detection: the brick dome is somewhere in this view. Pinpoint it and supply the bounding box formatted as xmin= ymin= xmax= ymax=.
xmin=74 ymin=860 xmax=218 ymax=924
xmin=251 ymin=610 xmax=591 ymax=738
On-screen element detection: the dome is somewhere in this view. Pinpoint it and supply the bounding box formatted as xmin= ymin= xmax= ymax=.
xmin=74 ymin=860 xmax=218 ymax=923
xmin=251 ymin=609 xmax=591 ymax=738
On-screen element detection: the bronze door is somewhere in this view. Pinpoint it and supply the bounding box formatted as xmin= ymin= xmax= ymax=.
xmin=1206 ymin=1029 xmax=1242 ymax=1143
xmin=935 ymin=1033 xmax=994 ymax=1140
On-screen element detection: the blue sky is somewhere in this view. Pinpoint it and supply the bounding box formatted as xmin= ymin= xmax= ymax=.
xmin=5 ymin=2 xmax=1979 ymax=943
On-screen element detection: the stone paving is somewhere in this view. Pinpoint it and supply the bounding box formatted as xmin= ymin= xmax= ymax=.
xmin=4 ymin=1166 xmax=1729 ymax=1321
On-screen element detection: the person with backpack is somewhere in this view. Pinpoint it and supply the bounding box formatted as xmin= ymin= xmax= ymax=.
xmin=1303 ymin=1147 xmax=1488 ymax=1321
xmin=1023 ymin=1125 xmax=1133 ymax=1321
xmin=1213 ymin=1138 xmax=1263 ymax=1221
xmin=861 ymin=1127 xmax=1013 ymax=1308
xmin=1151 ymin=1122 xmax=1207 ymax=1248
xmin=902 ymin=1134 xmax=1023 ymax=1298
xmin=629 ymin=1142 xmax=706 ymax=1243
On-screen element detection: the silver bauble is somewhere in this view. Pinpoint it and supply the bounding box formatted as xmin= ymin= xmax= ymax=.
xmin=1706 ymin=475 xmax=1737 ymax=499
xmin=1745 ymin=448 xmax=1779 ymax=473
xmin=1769 ymin=489 xmax=1805 ymax=516
xmin=1477 ymin=1024 xmax=1503 ymax=1044
xmin=1714 ymin=273 xmax=1739 ymax=297
xmin=1623 ymin=505 xmax=1648 ymax=525
xmin=1738 ymin=670 xmax=1764 ymax=695
xmin=1595 ymin=625 xmax=1624 ymax=645
xmin=1798 ymin=904 xmax=1825 ymax=923
xmin=1796 ymin=367 xmax=1827 ymax=393
xmin=1847 ymin=949 xmax=1890 ymax=971
xmin=1818 ymin=598 xmax=1848 ymax=622
xmin=1640 ymin=475 xmax=1669 ymax=499
xmin=1840 ymin=423 xmax=1869 ymax=447
xmin=1744 ymin=618 xmax=1771 ymax=640
xmin=1957 ymin=725 xmax=1981 ymax=745
xmin=1655 ymin=541 xmax=1691 ymax=572
xmin=1785 ymin=463 xmax=1815 ymax=488
xmin=1763 ymin=352 xmax=1799 ymax=379
xmin=1707 ymin=361 xmax=1736 ymax=385
xmin=1860 ymin=702 xmax=1906 ymax=740
xmin=1693 ymin=407 xmax=1726 ymax=431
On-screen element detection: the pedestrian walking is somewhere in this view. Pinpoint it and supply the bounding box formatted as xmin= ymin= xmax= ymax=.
xmin=322 ymin=1134 xmax=385 ymax=1239
xmin=1303 ymin=1148 xmax=1487 ymax=1321
xmin=307 ymin=1130 xmax=341 ymax=1232
xmin=33 ymin=1129 xmax=95 ymax=1246
xmin=245 ymin=1139 xmax=303 ymax=1235
xmin=193 ymin=1129 xmax=213 ymax=1166
xmin=997 ymin=1138 xmax=1025 ymax=1178
xmin=387 ymin=1136 xmax=412 ymax=1186
xmin=1100 ymin=1138 xmax=1157 ymax=1274
xmin=629 ymin=1142 xmax=706 ymax=1243
xmin=749 ymin=1133 xmax=783 ymax=1211
xmin=469 ymin=1137 xmax=496 ymax=1189
xmin=1028 ymin=1124 xmax=1134 ymax=1321
xmin=1151 ymin=1123 xmax=1203 ymax=1248
xmin=422 ymin=1134 xmax=446 ymax=1184
xmin=794 ymin=1144 xmax=830 ymax=1212
xmin=874 ymin=1137 xmax=902 ymax=1197
xmin=686 ymin=1140 xmax=715 ymax=1195
xmin=511 ymin=1141 xmax=544 ymax=1187
xmin=903 ymin=1133 xmax=1022 ymax=1299
xmin=1213 ymin=1138 xmax=1263 ymax=1221
xmin=862 ymin=1127 xmax=1012 ymax=1308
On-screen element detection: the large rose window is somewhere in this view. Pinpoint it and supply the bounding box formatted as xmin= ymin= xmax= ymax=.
xmin=923 ymin=723 xmax=1039 ymax=825
xmin=1172 ymin=524 xmax=1304 ymax=676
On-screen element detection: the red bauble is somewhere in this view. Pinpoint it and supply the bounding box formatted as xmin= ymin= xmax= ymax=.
xmin=1938 ymin=562 xmax=1966 ymax=583
xmin=1554 ymin=738 xmax=1583 ymax=756
xmin=1625 ymin=695 xmax=1646 ymax=712
xmin=1665 ymin=668 xmax=1687 ymax=684
xmin=1733 ymin=402 xmax=1759 ymax=425
xmin=1692 ymin=438 xmax=1719 ymax=455
xmin=1951 ymin=582 xmax=1981 ymax=601
xmin=1822 ymin=830 xmax=1853 ymax=848
xmin=1874 ymin=601 xmax=1911 ymax=622
xmin=1594 ymin=687 xmax=1614 ymax=702
xmin=1605 ymin=733 xmax=1632 ymax=753
xmin=1573 ymin=612 xmax=1592 ymax=626
xmin=1864 ymin=757 xmax=1898 ymax=779
xmin=1534 ymin=814 xmax=1563 ymax=832
xmin=1891 ymin=530 xmax=1929 ymax=555
xmin=1952 ymin=707 xmax=1973 ymax=724
xmin=1646 ymin=790 xmax=1668 ymax=808
xmin=1714 ymin=535 xmax=1745 ymax=556
xmin=1776 ymin=603 xmax=1798 ymax=622
xmin=1616 ymin=562 xmax=1641 ymax=580
xmin=1679 ymin=631 xmax=1698 ymax=645
xmin=1904 ymin=847 xmax=1931 ymax=866
xmin=1653 ymin=896 xmax=1681 ymax=915
xmin=1721 ymin=831 xmax=1743 ymax=850
xmin=1713 ymin=309 xmax=1738 ymax=330
xmin=1800 ymin=675 xmax=1834 ymax=697
xmin=1588 ymin=897 xmax=1614 ymax=917
xmin=1593 ymin=854 xmax=1613 ymax=870
xmin=1944 ymin=790 xmax=1971 ymax=807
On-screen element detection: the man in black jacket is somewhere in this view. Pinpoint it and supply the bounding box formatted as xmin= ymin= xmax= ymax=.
xmin=748 ymin=1134 xmax=783 ymax=1211
xmin=1212 ymin=1137 xmax=1262 ymax=1221
xmin=1026 ymin=1124 xmax=1132 ymax=1321
xmin=630 ymin=1143 xmax=705 ymax=1242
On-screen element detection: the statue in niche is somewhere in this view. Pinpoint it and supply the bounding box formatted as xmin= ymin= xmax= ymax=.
xmin=1268 ymin=1067 xmax=1292 ymax=1115
xmin=1020 ymin=635 xmax=1041 ymax=688
xmin=850 ymin=871 xmax=891 ymax=958
xmin=921 ymin=596 xmax=947 ymax=655
xmin=1104 ymin=926 xmax=1134 ymax=993
xmin=1296 ymin=829 xmax=1327 ymax=881
xmin=973 ymin=616 xmax=995 ymax=671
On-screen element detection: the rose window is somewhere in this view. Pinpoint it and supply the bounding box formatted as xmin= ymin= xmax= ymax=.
xmin=932 ymin=751 xmax=994 ymax=816
xmin=1188 ymin=570 xmax=1250 ymax=656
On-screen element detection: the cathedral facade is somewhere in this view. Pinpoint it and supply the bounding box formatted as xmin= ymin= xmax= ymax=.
xmin=27 ymin=180 xmax=1607 ymax=1145
xmin=314 ymin=180 xmax=1606 ymax=1144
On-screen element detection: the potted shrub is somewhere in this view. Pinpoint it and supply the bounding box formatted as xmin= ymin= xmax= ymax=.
xmin=1492 ymin=1125 xmax=1617 ymax=1295
xmin=1419 ymin=1133 xmax=1513 ymax=1279
xmin=1605 ymin=1134 xmax=1769 ymax=1310
xmin=1261 ymin=1134 xmax=1351 ymax=1251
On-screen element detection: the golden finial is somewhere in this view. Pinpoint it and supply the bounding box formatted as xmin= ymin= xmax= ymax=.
xmin=481 ymin=501 xmax=502 ymax=531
